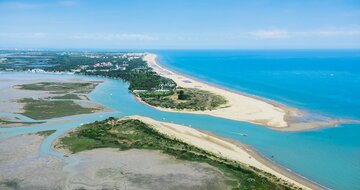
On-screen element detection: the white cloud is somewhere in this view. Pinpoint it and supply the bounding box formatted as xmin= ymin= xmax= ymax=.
xmin=250 ymin=30 xmax=290 ymax=39
xmin=69 ymin=33 xmax=159 ymax=41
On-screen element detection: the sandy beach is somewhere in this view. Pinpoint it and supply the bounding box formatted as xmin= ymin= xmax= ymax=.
xmin=143 ymin=53 xmax=294 ymax=129
xmin=143 ymin=53 xmax=347 ymax=131
xmin=129 ymin=115 xmax=323 ymax=190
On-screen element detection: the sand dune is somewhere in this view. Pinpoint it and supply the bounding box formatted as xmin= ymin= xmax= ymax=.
xmin=130 ymin=115 xmax=322 ymax=190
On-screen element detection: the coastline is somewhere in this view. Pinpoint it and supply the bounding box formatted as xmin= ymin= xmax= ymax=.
xmin=127 ymin=115 xmax=323 ymax=190
xmin=225 ymin=137 xmax=327 ymax=190
xmin=143 ymin=53 xmax=344 ymax=131
xmin=52 ymin=115 xmax=323 ymax=189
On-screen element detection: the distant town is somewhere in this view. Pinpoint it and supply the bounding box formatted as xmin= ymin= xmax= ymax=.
xmin=0 ymin=51 xmax=144 ymax=75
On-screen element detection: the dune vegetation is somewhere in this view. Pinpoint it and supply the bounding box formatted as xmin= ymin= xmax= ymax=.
xmin=58 ymin=117 xmax=298 ymax=190
xmin=19 ymin=98 xmax=98 ymax=120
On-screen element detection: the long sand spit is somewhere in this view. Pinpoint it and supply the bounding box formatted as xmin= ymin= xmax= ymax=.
xmin=129 ymin=115 xmax=323 ymax=190
xmin=143 ymin=53 xmax=347 ymax=130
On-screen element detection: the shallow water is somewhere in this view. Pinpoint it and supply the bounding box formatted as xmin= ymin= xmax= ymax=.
xmin=0 ymin=49 xmax=359 ymax=190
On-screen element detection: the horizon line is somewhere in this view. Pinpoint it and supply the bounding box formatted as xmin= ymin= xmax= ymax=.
xmin=1 ymin=47 xmax=360 ymax=51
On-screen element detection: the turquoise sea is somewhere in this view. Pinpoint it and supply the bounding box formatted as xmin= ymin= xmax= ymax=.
xmin=156 ymin=50 xmax=360 ymax=190
xmin=1 ymin=50 xmax=359 ymax=190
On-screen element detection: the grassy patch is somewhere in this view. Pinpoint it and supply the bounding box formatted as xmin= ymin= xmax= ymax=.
xmin=58 ymin=118 xmax=297 ymax=190
xmin=52 ymin=93 xmax=82 ymax=100
xmin=19 ymin=98 xmax=98 ymax=120
xmin=0 ymin=179 xmax=20 ymax=189
xmin=17 ymin=82 xmax=98 ymax=94
xmin=137 ymin=88 xmax=227 ymax=111
xmin=0 ymin=119 xmax=44 ymax=126
xmin=36 ymin=130 xmax=56 ymax=137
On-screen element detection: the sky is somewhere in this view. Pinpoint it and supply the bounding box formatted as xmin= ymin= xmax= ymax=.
xmin=1 ymin=0 xmax=360 ymax=49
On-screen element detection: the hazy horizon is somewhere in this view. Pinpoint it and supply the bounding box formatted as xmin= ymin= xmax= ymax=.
xmin=1 ymin=0 xmax=360 ymax=49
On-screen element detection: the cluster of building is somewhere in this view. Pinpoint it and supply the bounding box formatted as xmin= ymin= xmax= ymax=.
xmin=94 ymin=62 xmax=113 ymax=68
xmin=82 ymin=53 xmax=144 ymax=61
xmin=76 ymin=53 xmax=146 ymax=73
xmin=83 ymin=55 xmax=101 ymax=58
xmin=121 ymin=53 xmax=145 ymax=61
xmin=0 ymin=58 xmax=7 ymax=63
xmin=25 ymin=69 xmax=74 ymax=75
xmin=1 ymin=52 xmax=148 ymax=75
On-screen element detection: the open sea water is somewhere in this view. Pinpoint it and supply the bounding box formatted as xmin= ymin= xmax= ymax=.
xmin=155 ymin=50 xmax=360 ymax=190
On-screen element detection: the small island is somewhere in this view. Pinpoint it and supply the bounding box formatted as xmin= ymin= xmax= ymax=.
xmin=16 ymin=82 xmax=101 ymax=120
xmin=0 ymin=74 xmax=105 ymax=127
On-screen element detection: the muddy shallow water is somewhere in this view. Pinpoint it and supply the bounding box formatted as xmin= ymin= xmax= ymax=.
xmin=0 ymin=134 xmax=228 ymax=190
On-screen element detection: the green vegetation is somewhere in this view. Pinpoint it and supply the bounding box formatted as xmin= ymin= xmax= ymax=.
xmin=178 ymin=90 xmax=189 ymax=100
xmin=36 ymin=130 xmax=56 ymax=137
xmin=0 ymin=119 xmax=15 ymax=125
xmin=59 ymin=118 xmax=297 ymax=190
xmin=52 ymin=93 xmax=82 ymax=100
xmin=15 ymin=82 xmax=100 ymax=120
xmin=0 ymin=119 xmax=44 ymax=126
xmin=0 ymin=180 xmax=20 ymax=190
xmin=2 ymin=51 xmax=227 ymax=111
xmin=79 ymin=58 xmax=177 ymax=92
xmin=19 ymin=98 xmax=98 ymax=120
xmin=17 ymin=82 xmax=98 ymax=94
xmin=137 ymin=88 xmax=227 ymax=111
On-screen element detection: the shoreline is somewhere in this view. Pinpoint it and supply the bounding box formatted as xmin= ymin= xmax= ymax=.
xmin=143 ymin=53 xmax=345 ymax=131
xmin=128 ymin=115 xmax=324 ymax=190
xmin=51 ymin=115 xmax=323 ymax=190
xmin=223 ymin=135 xmax=327 ymax=190
xmin=182 ymin=125 xmax=328 ymax=189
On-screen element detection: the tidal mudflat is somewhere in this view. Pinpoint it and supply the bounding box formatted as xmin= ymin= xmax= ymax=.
xmin=0 ymin=75 xmax=105 ymax=127
xmin=0 ymin=133 xmax=229 ymax=190
xmin=55 ymin=116 xmax=314 ymax=189
xmin=0 ymin=133 xmax=66 ymax=190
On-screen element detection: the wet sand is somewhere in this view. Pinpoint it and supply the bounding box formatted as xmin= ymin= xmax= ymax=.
xmin=66 ymin=148 xmax=229 ymax=190
xmin=0 ymin=134 xmax=229 ymax=190
xmin=0 ymin=134 xmax=66 ymax=190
